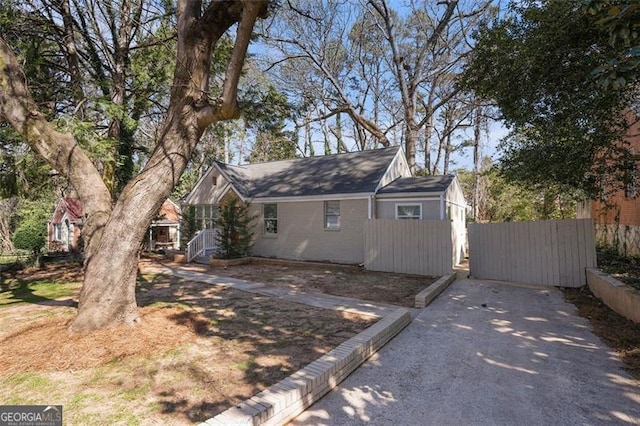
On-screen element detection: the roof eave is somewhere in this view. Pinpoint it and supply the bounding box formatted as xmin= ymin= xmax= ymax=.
xmin=250 ymin=192 xmax=375 ymax=203
xmin=373 ymin=146 xmax=408 ymax=193
xmin=376 ymin=191 xmax=445 ymax=199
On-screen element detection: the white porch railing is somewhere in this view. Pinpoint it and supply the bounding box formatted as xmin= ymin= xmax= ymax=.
xmin=186 ymin=229 xmax=217 ymax=263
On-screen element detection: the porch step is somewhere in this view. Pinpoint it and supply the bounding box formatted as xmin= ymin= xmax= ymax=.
xmin=194 ymin=255 xmax=210 ymax=265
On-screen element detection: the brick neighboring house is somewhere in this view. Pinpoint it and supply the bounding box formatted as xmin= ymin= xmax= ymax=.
xmin=47 ymin=197 xmax=84 ymax=252
xmin=578 ymin=110 xmax=640 ymax=256
xmin=47 ymin=197 xmax=182 ymax=253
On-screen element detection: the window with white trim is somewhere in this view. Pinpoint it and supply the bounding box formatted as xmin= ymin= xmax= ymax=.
xmin=324 ymin=201 xmax=341 ymax=229
xmin=53 ymin=223 xmax=62 ymax=241
xmin=195 ymin=204 xmax=217 ymax=229
xmin=396 ymin=204 xmax=422 ymax=220
xmin=264 ymin=203 xmax=278 ymax=234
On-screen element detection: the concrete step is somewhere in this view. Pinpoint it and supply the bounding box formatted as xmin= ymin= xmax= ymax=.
xmin=193 ymin=255 xmax=210 ymax=265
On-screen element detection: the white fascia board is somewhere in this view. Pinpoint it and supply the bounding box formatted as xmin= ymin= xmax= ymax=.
xmin=374 ymin=147 xmax=411 ymax=193
xmin=218 ymin=182 xmax=248 ymax=203
xmin=184 ymin=163 xmax=217 ymax=204
xmin=446 ymin=176 xmax=468 ymax=208
xmin=215 ymin=164 xmax=249 ymax=203
xmin=185 ymin=163 xmax=247 ymax=204
xmin=375 ymin=192 xmax=444 ymax=200
xmin=250 ymin=192 xmax=373 ymax=203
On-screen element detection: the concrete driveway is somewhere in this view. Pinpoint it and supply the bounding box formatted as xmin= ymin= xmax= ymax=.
xmin=291 ymin=278 xmax=640 ymax=425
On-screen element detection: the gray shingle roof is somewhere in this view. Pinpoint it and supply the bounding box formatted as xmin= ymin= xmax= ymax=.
xmin=377 ymin=176 xmax=454 ymax=194
xmin=217 ymin=146 xmax=401 ymax=199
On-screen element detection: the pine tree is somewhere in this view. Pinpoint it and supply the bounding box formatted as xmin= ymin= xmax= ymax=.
xmin=215 ymin=199 xmax=254 ymax=259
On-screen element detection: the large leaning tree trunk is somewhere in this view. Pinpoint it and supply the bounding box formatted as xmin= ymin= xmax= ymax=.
xmin=0 ymin=0 xmax=269 ymax=332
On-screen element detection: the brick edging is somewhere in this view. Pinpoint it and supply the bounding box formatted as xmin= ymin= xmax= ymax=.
xmin=200 ymin=308 xmax=412 ymax=426
xmin=415 ymin=274 xmax=456 ymax=308
xmin=586 ymin=268 xmax=640 ymax=323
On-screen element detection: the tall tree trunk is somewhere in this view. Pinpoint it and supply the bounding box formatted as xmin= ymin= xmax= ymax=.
xmin=71 ymin=0 xmax=268 ymax=331
xmin=321 ymin=116 xmax=331 ymax=155
xmin=59 ymin=0 xmax=85 ymax=118
xmin=0 ymin=198 xmax=17 ymax=253
xmin=472 ymin=104 xmax=482 ymax=220
xmin=0 ymin=0 xmax=269 ymax=332
xmin=405 ymin=125 xmax=417 ymax=172
xmin=304 ymin=115 xmax=314 ymax=156
xmin=335 ymin=112 xmax=343 ymax=153
xmin=443 ymin=132 xmax=452 ymax=175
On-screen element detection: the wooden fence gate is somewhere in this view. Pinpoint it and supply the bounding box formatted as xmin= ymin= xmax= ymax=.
xmin=364 ymin=219 xmax=453 ymax=277
xmin=467 ymin=219 xmax=597 ymax=288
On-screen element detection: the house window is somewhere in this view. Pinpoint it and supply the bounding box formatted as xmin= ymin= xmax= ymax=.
xmin=195 ymin=204 xmax=217 ymax=229
xmin=264 ymin=203 xmax=278 ymax=234
xmin=626 ymin=164 xmax=638 ymax=199
xmin=396 ymin=204 xmax=422 ymax=220
xmin=212 ymin=175 xmax=217 ymax=186
xmin=53 ymin=223 xmax=62 ymax=241
xmin=324 ymin=201 xmax=341 ymax=229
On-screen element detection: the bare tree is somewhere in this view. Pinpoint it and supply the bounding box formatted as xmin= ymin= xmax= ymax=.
xmin=261 ymin=0 xmax=492 ymax=170
xmin=368 ymin=0 xmax=492 ymax=172
xmin=0 ymin=0 xmax=269 ymax=331
xmin=261 ymin=1 xmax=393 ymax=151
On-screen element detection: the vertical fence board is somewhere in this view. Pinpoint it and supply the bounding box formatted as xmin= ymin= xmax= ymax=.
xmin=467 ymin=219 xmax=595 ymax=287
xmin=363 ymin=219 xmax=453 ymax=276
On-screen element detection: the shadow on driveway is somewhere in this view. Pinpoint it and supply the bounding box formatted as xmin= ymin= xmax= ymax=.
xmin=292 ymin=278 xmax=640 ymax=425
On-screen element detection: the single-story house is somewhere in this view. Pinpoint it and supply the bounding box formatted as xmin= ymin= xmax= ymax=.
xmin=147 ymin=199 xmax=182 ymax=251
xmin=185 ymin=146 xmax=467 ymax=265
xmin=47 ymin=197 xmax=84 ymax=252
xmin=47 ymin=197 xmax=182 ymax=253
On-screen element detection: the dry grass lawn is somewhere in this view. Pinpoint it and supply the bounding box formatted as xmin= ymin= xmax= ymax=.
xmin=0 ymin=261 xmax=386 ymax=424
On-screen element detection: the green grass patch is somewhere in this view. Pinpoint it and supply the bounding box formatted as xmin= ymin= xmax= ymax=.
xmin=0 ymin=280 xmax=80 ymax=307
xmin=4 ymin=373 xmax=55 ymax=396
xmin=0 ymin=251 xmax=30 ymax=265
xmin=120 ymin=384 xmax=151 ymax=402
xmin=234 ymin=358 xmax=257 ymax=373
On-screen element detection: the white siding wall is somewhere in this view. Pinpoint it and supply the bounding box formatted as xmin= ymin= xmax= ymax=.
xmin=376 ymin=152 xmax=412 ymax=190
xmin=376 ymin=199 xmax=441 ymax=220
xmin=187 ymin=168 xmax=231 ymax=205
xmin=446 ymin=180 xmax=468 ymax=264
xmin=250 ymin=199 xmax=368 ymax=264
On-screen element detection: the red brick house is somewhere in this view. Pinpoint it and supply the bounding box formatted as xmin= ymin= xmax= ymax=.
xmin=47 ymin=197 xmax=181 ymax=253
xmin=47 ymin=197 xmax=84 ymax=252
xmin=147 ymin=199 xmax=182 ymax=250
xmin=578 ymin=110 xmax=640 ymax=256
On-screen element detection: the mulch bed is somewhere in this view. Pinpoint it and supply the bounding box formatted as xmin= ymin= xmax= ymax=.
xmin=564 ymin=286 xmax=640 ymax=380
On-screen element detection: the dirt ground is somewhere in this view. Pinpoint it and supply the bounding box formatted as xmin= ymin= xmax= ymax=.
xmin=563 ymin=249 xmax=640 ymax=380
xmin=596 ymin=248 xmax=640 ymax=291
xmin=7 ymin=255 xmax=637 ymax=423
xmin=0 ymin=259 xmax=431 ymax=424
xmin=158 ymin=258 xmax=436 ymax=308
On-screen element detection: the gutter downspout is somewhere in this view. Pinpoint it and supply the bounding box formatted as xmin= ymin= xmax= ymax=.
xmin=440 ymin=194 xmax=445 ymax=220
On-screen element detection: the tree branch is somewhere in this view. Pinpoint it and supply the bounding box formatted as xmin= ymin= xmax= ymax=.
xmin=0 ymin=36 xmax=112 ymax=260
xmin=198 ymin=1 xmax=269 ymax=127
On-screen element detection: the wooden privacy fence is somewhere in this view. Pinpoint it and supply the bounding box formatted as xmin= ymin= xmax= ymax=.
xmin=468 ymin=219 xmax=597 ymax=288
xmin=364 ymin=219 xmax=453 ymax=277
